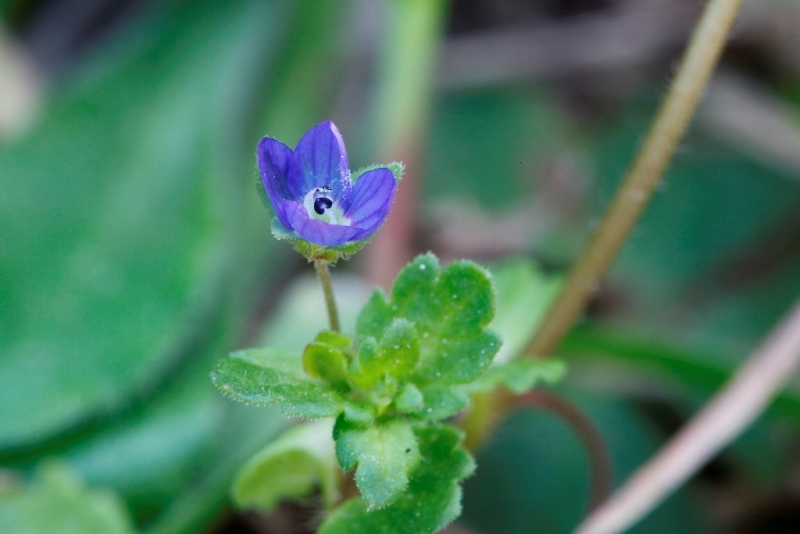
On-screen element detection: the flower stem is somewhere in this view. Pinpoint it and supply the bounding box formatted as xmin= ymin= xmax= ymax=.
xmin=314 ymin=259 xmax=340 ymax=332
xmin=524 ymin=0 xmax=745 ymax=358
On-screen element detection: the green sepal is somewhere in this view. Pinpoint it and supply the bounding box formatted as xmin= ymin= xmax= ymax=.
xmin=271 ymin=218 xmax=370 ymax=261
xmin=394 ymin=383 xmax=424 ymax=414
xmin=231 ymin=419 xmax=339 ymax=512
xmin=319 ymin=425 xmax=475 ymax=534
xmin=212 ymin=348 xmax=344 ymax=418
xmin=270 ymin=216 xmax=300 ymax=242
xmin=352 ymin=161 xmax=404 ymax=183
xmin=302 ymin=342 xmax=350 ymax=393
xmin=356 ymin=254 xmax=501 ymax=387
xmin=464 ymin=358 xmax=567 ymax=394
xmin=333 ymin=415 xmax=420 ymax=509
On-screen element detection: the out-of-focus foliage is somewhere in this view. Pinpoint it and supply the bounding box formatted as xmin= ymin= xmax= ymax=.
xmin=230 ymin=418 xmax=339 ymax=513
xmin=0 ymin=0 xmax=348 ymax=531
xmin=0 ymin=462 xmax=136 ymax=534
xmin=2 ymin=0 xmax=800 ymax=532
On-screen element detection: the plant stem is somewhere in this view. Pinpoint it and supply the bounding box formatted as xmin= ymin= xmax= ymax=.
xmin=464 ymin=0 xmax=745 ymax=454
xmin=524 ymin=0 xmax=745 ymax=358
xmin=314 ymin=259 xmax=340 ymax=332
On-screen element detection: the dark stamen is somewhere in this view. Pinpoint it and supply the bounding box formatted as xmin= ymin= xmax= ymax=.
xmin=314 ymin=197 xmax=333 ymax=215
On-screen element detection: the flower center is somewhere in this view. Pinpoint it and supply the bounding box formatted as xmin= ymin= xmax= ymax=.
xmin=303 ymin=186 xmax=351 ymax=226
xmin=314 ymin=197 xmax=333 ymax=214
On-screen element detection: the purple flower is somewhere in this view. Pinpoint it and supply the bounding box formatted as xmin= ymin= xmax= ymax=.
xmin=257 ymin=121 xmax=399 ymax=248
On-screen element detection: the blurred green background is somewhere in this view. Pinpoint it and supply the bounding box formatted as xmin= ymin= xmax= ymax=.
xmin=2 ymin=0 xmax=800 ymax=532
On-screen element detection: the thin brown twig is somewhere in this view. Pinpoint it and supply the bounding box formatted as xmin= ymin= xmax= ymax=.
xmin=524 ymin=0 xmax=745 ymax=359
xmin=463 ymin=0 xmax=747 ymax=457
xmin=515 ymin=391 xmax=614 ymax=512
xmin=574 ymin=297 xmax=800 ymax=534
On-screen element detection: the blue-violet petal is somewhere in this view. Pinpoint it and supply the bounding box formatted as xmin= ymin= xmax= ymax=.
xmin=283 ymin=201 xmax=363 ymax=247
xmin=345 ymin=167 xmax=397 ymax=236
xmin=291 ymin=120 xmax=351 ymax=202
xmin=257 ymin=137 xmax=295 ymax=228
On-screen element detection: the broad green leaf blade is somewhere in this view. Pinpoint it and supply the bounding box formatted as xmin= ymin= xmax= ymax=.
xmin=231 ymin=419 xmax=338 ymax=512
xmin=320 ymin=425 xmax=475 ymax=534
xmin=0 ymin=462 xmax=135 ymax=534
xmin=333 ymin=418 xmax=420 ymax=509
xmin=356 ymin=254 xmax=501 ymax=387
xmin=464 ymin=358 xmax=567 ymax=395
xmin=0 ymin=0 xmax=287 ymax=449
xmin=212 ymin=349 xmax=344 ymax=418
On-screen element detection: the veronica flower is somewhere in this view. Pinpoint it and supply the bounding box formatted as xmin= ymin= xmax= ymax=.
xmin=257 ymin=121 xmax=400 ymax=251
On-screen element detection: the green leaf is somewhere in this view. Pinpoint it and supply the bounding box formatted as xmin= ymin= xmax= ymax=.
xmin=342 ymin=401 xmax=377 ymax=425
xmin=320 ymin=425 xmax=475 ymax=534
xmin=418 ymin=385 xmax=470 ymax=421
xmin=394 ymin=383 xmax=424 ymax=414
xmin=0 ymin=462 xmax=135 ymax=534
xmin=351 ymin=319 xmax=420 ymax=389
xmin=212 ymin=348 xmax=344 ymax=418
xmin=378 ymin=319 xmax=421 ymax=380
xmin=315 ymin=331 xmax=354 ymax=350
xmin=302 ymin=342 xmax=350 ymax=392
xmin=356 ymin=254 xmax=501 ymax=387
xmin=333 ymin=417 xmax=420 ymax=509
xmin=231 ymin=419 xmax=338 ymax=512
xmin=349 ymin=337 xmax=380 ymax=390
xmin=0 ymin=0 xmax=287 ymax=450
xmin=464 ymin=358 xmax=567 ymax=395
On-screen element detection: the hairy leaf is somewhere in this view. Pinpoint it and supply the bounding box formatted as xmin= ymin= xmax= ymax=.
xmin=394 ymin=383 xmax=424 ymax=414
xmin=417 ymin=385 xmax=470 ymax=421
xmin=351 ymin=319 xmax=420 ymax=389
xmin=333 ymin=417 xmax=420 ymax=509
xmin=319 ymin=425 xmax=475 ymax=534
xmin=357 ymin=254 xmax=501 ymax=387
xmin=212 ymin=348 xmax=344 ymax=418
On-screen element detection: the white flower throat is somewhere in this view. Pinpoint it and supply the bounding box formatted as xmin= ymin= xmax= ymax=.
xmin=303 ymin=186 xmax=350 ymax=225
